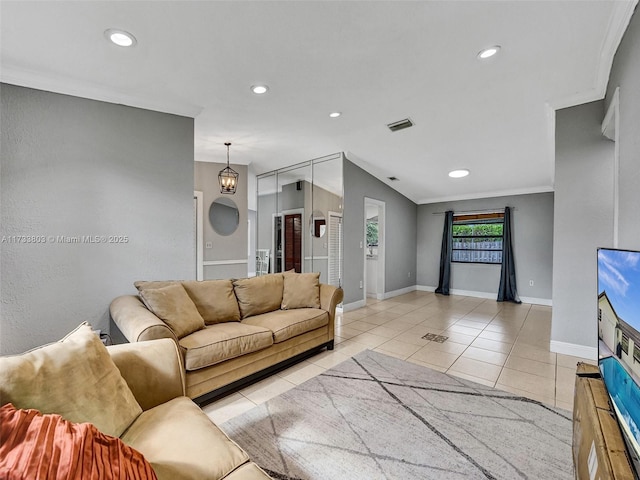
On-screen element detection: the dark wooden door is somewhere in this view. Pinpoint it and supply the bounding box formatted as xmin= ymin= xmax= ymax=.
xmin=284 ymin=214 xmax=302 ymax=272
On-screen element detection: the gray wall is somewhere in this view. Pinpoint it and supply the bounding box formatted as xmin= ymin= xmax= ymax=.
xmin=0 ymin=84 xmax=195 ymax=354
xmin=607 ymin=5 xmax=640 ymax=250
xmin=194 ymin=161 xmax=248 ymax=279
xmin=416 ymin=193 xmax=554 ymax=302
xmin=343 ymin=158 xmax=417 ymax=305
xmin=551 ymin=101 xmax=614 ymax=350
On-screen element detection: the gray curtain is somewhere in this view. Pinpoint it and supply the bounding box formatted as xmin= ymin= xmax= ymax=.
xmin=497 ymin=206 xmax=521 ymax=303
xmin=435 ymin=211 xmax=453 ymax=295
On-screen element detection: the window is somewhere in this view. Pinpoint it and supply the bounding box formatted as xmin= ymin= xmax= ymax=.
xmin=634 ymin=344 xmax=640 ymax=364
xmin=452 ymin=213 xmax=504 ymax=264
xmin=622 ymin=332 xmax=629 ymax=355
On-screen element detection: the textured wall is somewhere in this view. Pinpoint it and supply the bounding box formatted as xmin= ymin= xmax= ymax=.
xmin=0 ymin=84 xmax=195 ymax=354
xmin=416 ymin=193 xmax=554 ymax=302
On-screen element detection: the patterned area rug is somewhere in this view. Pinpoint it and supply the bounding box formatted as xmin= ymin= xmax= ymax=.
xmin=221 ymin=350 xmax=573 ymax=480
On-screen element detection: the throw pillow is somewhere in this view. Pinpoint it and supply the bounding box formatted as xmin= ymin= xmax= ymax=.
xmin=0 ymin=322 xmax=142 ymax=438
xmin=282 ymin=272 xmax=321 ymax=309
xmin=138 ymin=283 xmax=205 ymax=339
xmin=0 ymin=403 xmax=157 ymax=480
xmin=182 ymin=280 xmax=241 ymax=324
xmin=233 ymin=274 xmax=284 ymax=319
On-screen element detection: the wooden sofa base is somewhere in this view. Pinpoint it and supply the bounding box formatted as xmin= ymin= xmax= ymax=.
xmin=194 ymin=339 xmax=334 ymax=407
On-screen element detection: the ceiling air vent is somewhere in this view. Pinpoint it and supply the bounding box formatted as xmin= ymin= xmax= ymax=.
xmin=387 ymin=118 xmax=414 ymax=132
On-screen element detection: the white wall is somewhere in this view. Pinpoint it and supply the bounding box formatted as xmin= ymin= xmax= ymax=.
xmin=417 ymin=192 xmax=554 ymax=303
xmin=0 ymin=84 xmax=195 ymax=354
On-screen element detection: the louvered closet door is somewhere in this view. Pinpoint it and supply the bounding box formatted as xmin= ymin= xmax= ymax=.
xmin=328 ymin=213 xmax=342 ymax=287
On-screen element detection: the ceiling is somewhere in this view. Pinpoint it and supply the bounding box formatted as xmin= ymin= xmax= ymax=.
xmin=1 ymin=1 xmax=637 ymax=204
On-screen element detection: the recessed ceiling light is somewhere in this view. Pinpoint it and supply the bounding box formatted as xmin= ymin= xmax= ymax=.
xmin=448 ymin=169 xmax=470 ymax=178
xmin=251 ymin=85 xmax=269 ymax=95
xmin=104 ymin=29 xmax=137 ymax=47
xmin=477 ymin=45 xmax=501 ymax=59
xmin=329 ymin=112 xmax=341 ymax=118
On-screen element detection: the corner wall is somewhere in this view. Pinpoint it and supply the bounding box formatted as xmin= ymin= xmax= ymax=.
xmin=606 ymin=5 xmax=640 ymax=249
xmin=416 ymin=193 xmax=554 ymax=304
xmin=343 ymin=159 xmax=417 ymax=306
xmin=0 ymin=84 xmax=195 ymax=354
xmin=551 ymin=100 xmax=614 ymax=358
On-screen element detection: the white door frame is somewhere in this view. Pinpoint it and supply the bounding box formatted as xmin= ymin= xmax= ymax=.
xmin=364 ymin=197 xmax=385 ymax=303
xmin=194 ymin=191 xmax=204 ymax=281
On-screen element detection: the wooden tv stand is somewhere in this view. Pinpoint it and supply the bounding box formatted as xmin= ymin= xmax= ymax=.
xmin=573 ymin=362 xmax=635 ymax=479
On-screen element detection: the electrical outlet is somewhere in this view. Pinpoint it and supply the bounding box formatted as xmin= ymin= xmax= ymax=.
xmin=205 ymin=242 xmax=212 ymax=249
xmin=529 ymin=280 xmax=534 ymax=286
xmin=359 ymin=241 xmax=363 ymax=249
xmin=408 ymin=272 xmax=411 ymax=278
xmin=359 ymin=280 xmax=363 ymax=289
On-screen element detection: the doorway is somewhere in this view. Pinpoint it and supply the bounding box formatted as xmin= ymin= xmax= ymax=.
xmin=364 ymin=198 xmax=385 ymax=304
xmin=284 ymin=213 xmax=302 ymax=272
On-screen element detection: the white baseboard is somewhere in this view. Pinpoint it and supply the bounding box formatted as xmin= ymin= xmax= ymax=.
xmin=416 ymin=285 xmax=552 ymax=306
xmin=520 ymin=296 xmax=552 ymax=307
xmin=382 ymin=285 xmax=417 ymax=300
xmin=550 ymin=340 xmax=597 ymax=360
xmin=342 ymin=299 xmax=366 ymax=312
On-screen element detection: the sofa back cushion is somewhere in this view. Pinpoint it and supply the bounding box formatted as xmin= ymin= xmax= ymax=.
xmin=282 ymin=271 xmax=321 ymax=310
xmin=0 ymin=323 xmax=142 ymax=438
xmin=182 ymin=280 xmax=241 ymax=324
xmin=138 ymin=284 xmax=205 ymax=339
xmin=233 ymin=274 xmax=284 ymax=319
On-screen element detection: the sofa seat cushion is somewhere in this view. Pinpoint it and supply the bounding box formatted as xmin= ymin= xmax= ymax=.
xmin=179 ymin=323 xmax=274 ymax=371
xmin=121 ymin=397 xmax=250 ymax=480
xmin=242 ymin=309 xmax=329 ymax=344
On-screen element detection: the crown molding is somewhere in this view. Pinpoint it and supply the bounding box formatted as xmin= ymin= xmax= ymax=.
xmin=0 ymin=66 xmax=203 ymax=118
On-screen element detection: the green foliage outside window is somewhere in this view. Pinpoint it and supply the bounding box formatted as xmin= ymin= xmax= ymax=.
xmin=366 ymin=221 xmax=378 ymax=246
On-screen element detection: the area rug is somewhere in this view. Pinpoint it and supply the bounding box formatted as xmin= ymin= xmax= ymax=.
xmin=221 ymin=350 xmax=573 ymax=480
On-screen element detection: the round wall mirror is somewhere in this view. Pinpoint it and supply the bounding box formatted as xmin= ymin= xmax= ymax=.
xmin=310 ymin=210 xmax=326 ymax=238
xmin=209 ymin=197 xmax=239 ymax=236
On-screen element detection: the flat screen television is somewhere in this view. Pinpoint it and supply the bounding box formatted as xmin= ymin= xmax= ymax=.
xmin=597 ymin=247 xmax=640 ymax=475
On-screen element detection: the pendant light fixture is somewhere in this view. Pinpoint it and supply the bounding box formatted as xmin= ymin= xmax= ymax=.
xmin=218 ymin=142 xmax=239 ymax=194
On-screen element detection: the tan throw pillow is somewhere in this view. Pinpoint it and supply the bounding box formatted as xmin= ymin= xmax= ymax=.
xmin=134 ymin=280 xmax=180 ymax=291
xmin=182 ymin=280 xmax=241 ymax=324
xmin=0 ymin=323 xmax=142 ymax=438
xmin=282 ymin=272 xmax=321 ymax=309
xmin=139 ymin=283 xmax=205 ymax=338
xmin=233 ymin=274 xmax=284 ymax=319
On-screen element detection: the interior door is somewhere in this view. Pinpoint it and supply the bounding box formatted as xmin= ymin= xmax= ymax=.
xmin=284 ymin=213 xmax=302 ymax=272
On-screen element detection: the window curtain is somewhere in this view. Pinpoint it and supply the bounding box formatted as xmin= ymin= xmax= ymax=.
xmin=497 ymin=206 xmax=521 ymax=303
xmin=435 ymin=210 xmax=453 ymax=295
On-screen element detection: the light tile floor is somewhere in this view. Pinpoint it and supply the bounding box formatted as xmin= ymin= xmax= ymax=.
xmin=202 ymin=291 xmax=596 ymax=424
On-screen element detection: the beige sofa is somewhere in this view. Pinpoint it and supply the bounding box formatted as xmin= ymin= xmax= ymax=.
xmin=110 ymin=272 xmax=343 ymax=404
xmin=0 ymin=323 xmax=272 ymax=480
